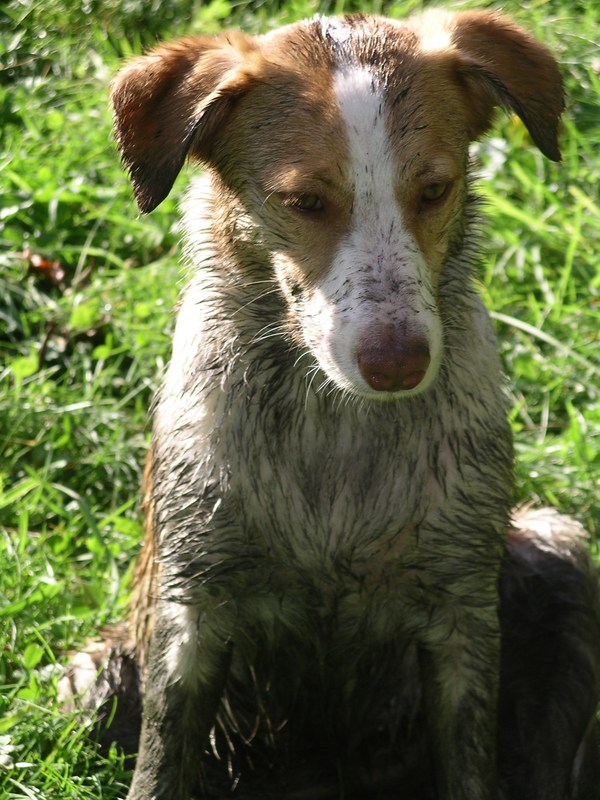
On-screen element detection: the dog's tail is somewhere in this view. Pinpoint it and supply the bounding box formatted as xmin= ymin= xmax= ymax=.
xmin=57 ymin=624 xmax=141 ymax=758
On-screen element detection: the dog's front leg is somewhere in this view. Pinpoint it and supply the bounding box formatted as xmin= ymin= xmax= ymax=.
xmin=127 ymin=601 xmax=231 ymax=800
xmin=420 ymin=601 xmax=501 ymax=800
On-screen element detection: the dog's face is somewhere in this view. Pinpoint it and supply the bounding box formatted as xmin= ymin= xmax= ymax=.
xmin=218 ymin=19 xmax=471 ymax=398
xmin=112 ymin=12 xmax=563 ymax=399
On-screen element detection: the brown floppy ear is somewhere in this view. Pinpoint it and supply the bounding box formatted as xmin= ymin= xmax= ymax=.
xmin=447 ymin=11 xmax=564 ymax=161
xmin=111 ymin=33 xmax=258 ymax=213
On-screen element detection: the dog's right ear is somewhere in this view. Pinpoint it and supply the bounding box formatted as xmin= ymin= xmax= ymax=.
xmin=111 ymin=33 xmax=258 ymax=213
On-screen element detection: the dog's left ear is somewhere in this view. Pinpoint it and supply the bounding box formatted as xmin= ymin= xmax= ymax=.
xmin=435 ymin=11 xmax=565 ymax=160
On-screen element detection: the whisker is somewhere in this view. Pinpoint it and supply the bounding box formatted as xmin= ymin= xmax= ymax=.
xmin=304 ymin=364 xmax=322 ymax=406
xmin=232 ymin=285 xmax=281 ymax=317
xmin=250 ymin=322 xmax=289 ymax=345
xmin=293 ymin=349 xmax=313 ymax=370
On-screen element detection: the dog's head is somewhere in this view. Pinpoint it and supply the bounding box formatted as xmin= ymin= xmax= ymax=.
xmin=112 ymin=12 xmax=563 ymax=399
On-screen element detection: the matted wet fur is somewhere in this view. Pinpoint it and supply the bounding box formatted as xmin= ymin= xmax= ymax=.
xmin=61 ymin=10 xmax=600 ymax=800
xmin=62 ymin=511 xmax=600 ymax=799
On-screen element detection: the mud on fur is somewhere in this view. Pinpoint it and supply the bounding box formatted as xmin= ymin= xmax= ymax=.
xmin=60 ymin=10 xmax=600 ymax=800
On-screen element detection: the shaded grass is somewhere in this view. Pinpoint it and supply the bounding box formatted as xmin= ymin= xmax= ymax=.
xmin=0 ymin=0 xmax=598 ymax=796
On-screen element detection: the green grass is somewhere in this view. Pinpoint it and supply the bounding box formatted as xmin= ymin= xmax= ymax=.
xmin=1 ymin=0 xmax=599 ymax=796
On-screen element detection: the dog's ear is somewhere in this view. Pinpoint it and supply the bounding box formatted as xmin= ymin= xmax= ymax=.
xmin=434 ymin=11 xmax=564 ymax=161
xmin=111 ymin=33 xmax=258 ymax=212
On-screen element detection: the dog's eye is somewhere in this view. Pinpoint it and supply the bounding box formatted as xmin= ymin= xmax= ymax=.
xmin=421 ymin=182 xmax=450 ymax=204
xmin=282 ymin=193 xmax=324 ymax=213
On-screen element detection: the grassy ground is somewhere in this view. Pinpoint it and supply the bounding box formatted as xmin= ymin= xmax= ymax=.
xmin=1 ymin=0 xmax=598 ymax=796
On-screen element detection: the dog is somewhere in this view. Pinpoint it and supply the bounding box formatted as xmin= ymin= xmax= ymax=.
xmin=61 ymin=10 xmax=600 ymax=800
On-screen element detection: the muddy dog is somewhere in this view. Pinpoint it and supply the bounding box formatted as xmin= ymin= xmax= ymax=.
xmin=62 ymin=10 xmax=600 ymax=800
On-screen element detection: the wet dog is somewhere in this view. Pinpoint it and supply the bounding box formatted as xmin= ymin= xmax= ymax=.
xmin=62 ymin=11 xmax=600 ymax=799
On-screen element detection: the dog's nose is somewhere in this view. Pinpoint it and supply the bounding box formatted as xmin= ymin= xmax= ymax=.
xmin=357 ymin=336 xmax=430 ymax=392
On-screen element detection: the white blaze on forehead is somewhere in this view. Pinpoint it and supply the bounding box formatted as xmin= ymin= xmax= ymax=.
xmin=296 ymin=61 xmax=443 ymax=397
xmin=319 ymin=15 xmax=352 ymax=45
xmin=333 ymin=65 xmax=395 ymax=225
xmin=332 ymin=62 xmax=432 ymax=301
